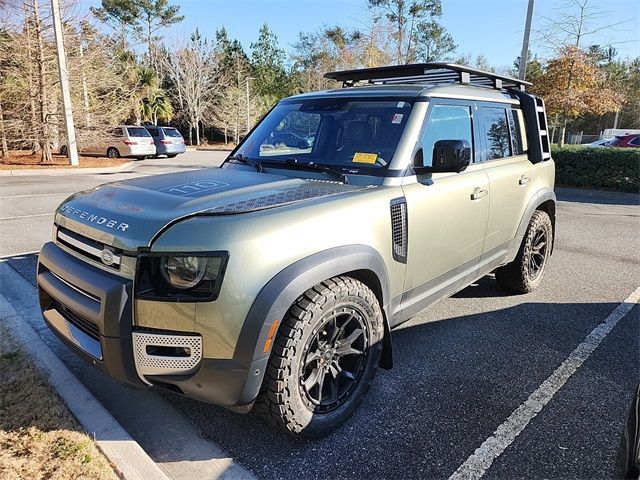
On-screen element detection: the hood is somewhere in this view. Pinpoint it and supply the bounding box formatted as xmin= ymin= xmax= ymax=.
xmin=55 ymin=168 xmax=370 ymax=251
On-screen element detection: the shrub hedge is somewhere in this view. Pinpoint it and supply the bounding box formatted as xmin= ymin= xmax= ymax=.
xmin=551 ymin=146 xmax=640 ymax=193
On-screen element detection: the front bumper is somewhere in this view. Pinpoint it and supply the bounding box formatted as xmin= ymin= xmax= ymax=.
xmin=37 ymin=241 xmax=263 ymax=407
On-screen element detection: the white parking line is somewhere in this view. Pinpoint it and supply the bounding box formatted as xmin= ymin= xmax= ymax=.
xmin=449 ymin=286 xmax=640 ymax=480
xmin=0 ymin=192 xmax=75 ymax=199
xmin=0 ymin=213 xmax=52 ymax=221
xmin=0 ymin=250 xmax=39 ymax=259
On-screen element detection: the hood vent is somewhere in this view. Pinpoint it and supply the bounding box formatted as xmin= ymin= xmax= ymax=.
xmin=390 ymin=198 xmax=408 ymax=263
xmin=206 ymin=182 xmax=370 ymax=214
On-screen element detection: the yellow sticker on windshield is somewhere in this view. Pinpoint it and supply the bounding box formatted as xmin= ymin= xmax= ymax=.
xmin=352 ymin=152 xmax=377 ymax=164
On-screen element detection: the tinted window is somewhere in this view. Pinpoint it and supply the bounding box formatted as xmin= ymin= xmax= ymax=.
xmin=147 ymin=128 xmax=159 ymax=137
xmin=508 ymin=109 xmax=526 ymax=155
xmin=127 ymin=127 xmax=151 ymax=137
xmin=479 ymin=107 xmax=511 ymax=160
xmin=163 ymin=128 xmax=183 ymax=138
xmin=420 ymin=104 xmax=473 ymax=166
xmin=629 ymin=136 xmax=639 ymax=146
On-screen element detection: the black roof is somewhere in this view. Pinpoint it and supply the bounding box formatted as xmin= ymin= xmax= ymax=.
xmin=324 ymin=63 xmax=531 ymax=91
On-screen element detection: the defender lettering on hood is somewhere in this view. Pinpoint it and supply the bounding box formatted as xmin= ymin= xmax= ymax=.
xmin=59 ymin=205 xmax=129 ymax=232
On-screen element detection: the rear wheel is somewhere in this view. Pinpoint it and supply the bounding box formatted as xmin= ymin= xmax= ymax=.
xmin=495 ymin=210 xmax=552 ymax=293
xmin=256 ymin=276 xmax=384 ymax=437
xmin=106 ymin=147 xmax=120 ymax=159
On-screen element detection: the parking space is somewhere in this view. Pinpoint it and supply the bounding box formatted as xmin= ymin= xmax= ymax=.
xmin=0 ymin=154 xmax=638 ymax=479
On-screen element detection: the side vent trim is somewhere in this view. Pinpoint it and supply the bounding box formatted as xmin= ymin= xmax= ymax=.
xmin=390 ymin=197 xmax=408 ymax=264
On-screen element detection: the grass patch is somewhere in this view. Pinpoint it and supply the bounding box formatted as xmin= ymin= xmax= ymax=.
xmin=0 ymin=324 xmax=118 ymax=480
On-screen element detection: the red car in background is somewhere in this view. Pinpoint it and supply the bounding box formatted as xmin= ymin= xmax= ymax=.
xmin=608 ymin=134 xmax=640 ymax=148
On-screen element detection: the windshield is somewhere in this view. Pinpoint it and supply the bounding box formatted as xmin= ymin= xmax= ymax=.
xmin=236 ymin=97 xmax=414 ymax=174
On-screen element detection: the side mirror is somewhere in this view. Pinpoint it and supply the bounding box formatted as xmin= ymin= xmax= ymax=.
xmin=413 ymin=139 xmax=471 ymax=174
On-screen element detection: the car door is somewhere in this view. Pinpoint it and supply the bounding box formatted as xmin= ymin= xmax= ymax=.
xmin=477 ymin=103 xmax=533 ymax=266
xmin=400 ymin=100 xmax=490 ymax=318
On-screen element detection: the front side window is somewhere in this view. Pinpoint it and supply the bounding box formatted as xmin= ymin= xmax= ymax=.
xmin=420 ymin=104 xmax=473 ymax=167
xmin=479 ymin=107 xmax=511 ymax=160
xmin=236 ymin=98 xmax=414 ymax=175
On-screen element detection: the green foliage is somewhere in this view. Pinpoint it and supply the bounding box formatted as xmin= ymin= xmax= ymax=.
xmin=250 ymin=23 xmax=291 ymax=104
xmin=552 ymin=146 xmax=640 ymax=193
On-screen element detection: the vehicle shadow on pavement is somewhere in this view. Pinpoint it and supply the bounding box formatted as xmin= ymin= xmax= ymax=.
xmin=451 ymin=274 xmax=515 ymax=299
xmin=163 ymin=297 xmax=639 ymax=480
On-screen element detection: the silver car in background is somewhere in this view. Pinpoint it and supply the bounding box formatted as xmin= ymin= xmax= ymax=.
xmin=146 ymin=126 xmax=187 ymax=158
xmin=61 ymin=126 xmax=156 ymax=160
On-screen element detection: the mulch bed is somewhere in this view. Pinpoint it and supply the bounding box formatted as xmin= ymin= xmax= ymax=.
xmin=0 ymin=151 xmax=130 ymax=170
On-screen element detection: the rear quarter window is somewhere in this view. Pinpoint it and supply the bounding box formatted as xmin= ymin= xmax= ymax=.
xmin=478 ymin=107 xmax=511 ymax=161
xmin=127 ymin=127 xmax=151 ymax=137
xmin=163 ymin=128 xmax=183 ymax=138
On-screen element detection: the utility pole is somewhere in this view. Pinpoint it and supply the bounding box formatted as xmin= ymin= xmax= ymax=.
xmin=245 ymin=77 xmax=254 ymax=134
xmin=518 ymin=0 xmax=535 ymax=81
xmin=51 ymin=0 xmax=79 ymax=166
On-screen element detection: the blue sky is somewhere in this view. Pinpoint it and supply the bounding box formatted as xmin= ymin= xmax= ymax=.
xmin=91 ymin=0 xmax=640 ymax=66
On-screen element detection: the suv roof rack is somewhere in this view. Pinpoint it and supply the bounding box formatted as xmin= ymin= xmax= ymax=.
xmin=324 ymin=63 xmax=531 ymax=91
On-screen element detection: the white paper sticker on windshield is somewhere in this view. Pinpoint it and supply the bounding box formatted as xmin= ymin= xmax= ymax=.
xmin=397 ymin=101 xmax=405 ymax=108
xmin=392 ymin=113 xmax=404 ymax=124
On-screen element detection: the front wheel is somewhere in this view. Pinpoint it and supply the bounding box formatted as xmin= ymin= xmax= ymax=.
xmin=495 ymin=210 xmax=553 ymax=293
xmin=256 ymin=276 xmax=384 ymax=437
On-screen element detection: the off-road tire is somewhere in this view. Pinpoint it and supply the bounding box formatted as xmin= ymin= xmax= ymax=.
xmin=496 ymin=210 xmax=552 ymax=293
xmin=106 ymin=147 xmax=120 ymax=159
xmin=256 ymin=276 xmax=384 ymax=437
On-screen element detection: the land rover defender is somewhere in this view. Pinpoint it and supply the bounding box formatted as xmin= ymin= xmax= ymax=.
xmin=37 ymin=63 xmax=556 ymax=437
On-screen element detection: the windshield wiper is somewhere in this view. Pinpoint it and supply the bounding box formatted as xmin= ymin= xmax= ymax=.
xmin=263 ymin=158 xmax=349 ymax=184
xmin=226 ymin=154 xmax=263 ymax=172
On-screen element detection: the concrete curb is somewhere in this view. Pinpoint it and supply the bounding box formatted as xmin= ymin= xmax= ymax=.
xmin=0 ymin=162 xmax=135 ymax=176
xmin=555 ymin=186 xmax=639 ymax=204
xmin=0 ymin=285 xmax=170 ymax=480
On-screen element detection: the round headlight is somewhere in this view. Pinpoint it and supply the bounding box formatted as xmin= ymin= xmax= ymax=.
xmin=161 ymin=256 xmax=207 ymax=289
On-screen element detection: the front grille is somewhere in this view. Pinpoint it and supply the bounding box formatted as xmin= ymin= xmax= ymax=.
xmin=53 ymin=300 xmax=100 ymax=339
xmin=56 ymin=227 xmax=122 ymax=270
xmin=390 ymin=198 xmax=408 ymax=263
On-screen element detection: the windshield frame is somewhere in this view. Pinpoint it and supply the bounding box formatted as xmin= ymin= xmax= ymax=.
xmin=230 ymin=95 xmax=419 ymax=178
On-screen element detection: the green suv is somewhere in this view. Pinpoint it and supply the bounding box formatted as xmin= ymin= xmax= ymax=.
xmin=37 ymin=64 xmax=556 ymax=437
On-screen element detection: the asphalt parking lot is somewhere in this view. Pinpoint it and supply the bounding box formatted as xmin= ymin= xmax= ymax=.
xmin=1 ymin=152 xmax=638 ymax=479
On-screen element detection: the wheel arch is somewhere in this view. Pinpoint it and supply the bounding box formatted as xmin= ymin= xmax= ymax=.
xmin=516 ymin=188 xmax=556 ymax=254
xmin=235 ymin=245 xmax=394 ymax=404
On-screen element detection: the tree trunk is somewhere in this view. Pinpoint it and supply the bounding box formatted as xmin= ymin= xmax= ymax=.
xmin=24 ymin=3 xmax=40 ymax=153
xmin=188 ymin=123 xmax=193 ymax=145
xmin=33 ymin=0 xmax=52 ymax=163
xmin=558 ymin=118 xmax=568 ymax=148
xmin=195 ymin=119 xmax=200 ymax=146
xmin=78 ymin=29 xmax=91 ymax=126
xmin=0 ymin=100 xmax=8 ymax=159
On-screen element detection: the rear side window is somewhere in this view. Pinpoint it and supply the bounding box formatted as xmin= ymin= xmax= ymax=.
xmin=163 ymin=128 xmax=183 ymax=138
xmin=508 ymin=109 xmax=526 ymax=155
xmin=479 ymin=107 xmax=511 ymax=160
xmin=127 ymin=127 xmax=151 ymax=137
xmin=629 ymin=136 xmax=639 ymax=146
xmin=421 ymin=104 xmax=473 ymax=167
xmin=147 ymin=128 xmax=159 ymax=137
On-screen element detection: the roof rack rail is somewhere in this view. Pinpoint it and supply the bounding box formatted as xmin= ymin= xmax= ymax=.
xmin=324 ymin=63 xmax=531 ymax=91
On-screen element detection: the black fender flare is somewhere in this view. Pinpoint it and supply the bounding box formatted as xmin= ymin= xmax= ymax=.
xmin=514 ymin=187 xmax=556 ymax=254
xmin=235 ymin=244 xmax=393 ymax=404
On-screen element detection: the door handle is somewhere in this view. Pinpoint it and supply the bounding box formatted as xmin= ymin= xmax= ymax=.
xmin=471 ymin=187 xmax=488 ymax=200
xmin=519 ymin=175 xmax=530 ymax=185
